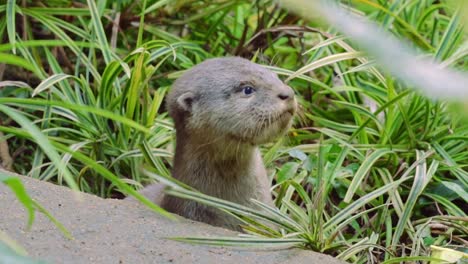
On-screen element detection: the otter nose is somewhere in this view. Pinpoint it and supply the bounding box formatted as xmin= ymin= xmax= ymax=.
xmin=278 ymin=93 xmax=290 ymax=100
xmin=277 ymin=87 xmax=294 ymax=101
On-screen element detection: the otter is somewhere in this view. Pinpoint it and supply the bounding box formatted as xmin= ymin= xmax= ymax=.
xmin=137 ymin=57 xmax=296 ymax=231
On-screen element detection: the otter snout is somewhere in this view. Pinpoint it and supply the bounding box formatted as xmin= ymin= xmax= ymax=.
xmin=278 ymin=85 xmax=294 ymax=101
xmin=276 ymin=85 xmax=297 ymax=115
xmin=277 ymin=86 xmax=295 ymax=101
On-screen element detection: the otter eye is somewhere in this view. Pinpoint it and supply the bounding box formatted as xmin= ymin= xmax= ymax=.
xmin=242 ymin=86 xmax=255 ymax=95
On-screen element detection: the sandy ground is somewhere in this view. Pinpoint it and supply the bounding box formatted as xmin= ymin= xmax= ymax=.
xmin=0 ymin=173 xmax=346 ymax=264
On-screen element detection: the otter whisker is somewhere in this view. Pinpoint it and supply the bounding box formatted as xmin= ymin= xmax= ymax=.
xmin=235 ymin=140 xmax=242 ymax=161
xmin=258 ymin=113 xmax=267 ymax=137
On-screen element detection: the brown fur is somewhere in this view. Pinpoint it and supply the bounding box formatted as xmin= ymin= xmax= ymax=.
xmin=138 ymin=57 xmax=296 ymax=231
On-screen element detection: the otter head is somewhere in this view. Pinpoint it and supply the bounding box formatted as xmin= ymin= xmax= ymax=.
xmin=167 ymin=57 xmax=296 ymax=145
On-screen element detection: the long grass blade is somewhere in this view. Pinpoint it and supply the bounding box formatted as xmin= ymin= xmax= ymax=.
xmin=6 ymin=0 xmax=16 ymax=53
xmin=344 ymin=149 xmax=394 ymax=202
xmin=0 ymin=169 xmax=35 ymax=228
xmin=286 ymin=51 xmax=364 ymax=82
xmin=87 ymin=0 xmax=112 ymax=64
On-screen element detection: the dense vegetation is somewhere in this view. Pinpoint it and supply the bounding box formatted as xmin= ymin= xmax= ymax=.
xmin=0 ymin=0 xmax=467 ymax=263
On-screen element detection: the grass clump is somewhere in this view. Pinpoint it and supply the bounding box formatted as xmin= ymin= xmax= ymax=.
xmin=0 ymin=0 xmax=466 ymax=263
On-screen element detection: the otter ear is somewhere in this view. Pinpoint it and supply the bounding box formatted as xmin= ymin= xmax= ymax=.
xmin=176 ymin=92 xmax=195 ymax=112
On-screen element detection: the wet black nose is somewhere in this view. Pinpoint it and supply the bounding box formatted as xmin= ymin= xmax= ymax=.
xmin=277 ymin=86 xmax=295 ymax=101
xmin=278 ymin=93 xmax=290 ymax=100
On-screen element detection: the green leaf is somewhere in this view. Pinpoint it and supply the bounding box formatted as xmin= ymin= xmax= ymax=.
xmin=144 ymin=0 xmax=173 ymax=14
xmin=286 ymin=51 xmax=364 ymax=82
xmin=171 ymin=236 xmax=304 ymax=247
xmin=276 ymin=162 xmax=300 ymax=183
xmin=31 ymin=200 xmax=73 ymax=240
xmin=32 ymin=73 xmax=75 ymax=97
xmin=6 ymin=0 xmax=16 ymax=53
xmin=87 ymin=0 xmax=112 ymax=64
xmin=344 ymin=149 xmax=394 ymax=203
xmin=0 ymin=170 xmax=35 ymax=228
xmin=434 ymin=10 xmax=462 ymax=61
xmin=23 ymin=7 xmax=93 ymax=16
xmin=392 ymin=152 xmax=437 ymax=245
xmin=0 ymin=53 xmax=40 ymax=76
xmin=440 ymin=181 xmax=468 ymax=203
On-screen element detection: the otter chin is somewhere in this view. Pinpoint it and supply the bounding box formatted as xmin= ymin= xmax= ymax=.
xmin=133 ymin=57 xmax=296 ymax=231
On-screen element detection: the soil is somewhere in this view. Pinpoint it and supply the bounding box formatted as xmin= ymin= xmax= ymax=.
xmin=0 ymin=173 xmax=347 ymax=264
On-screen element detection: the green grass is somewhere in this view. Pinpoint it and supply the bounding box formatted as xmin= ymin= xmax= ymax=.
xmin=0 ymin=0 xmax=466 ymax=263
